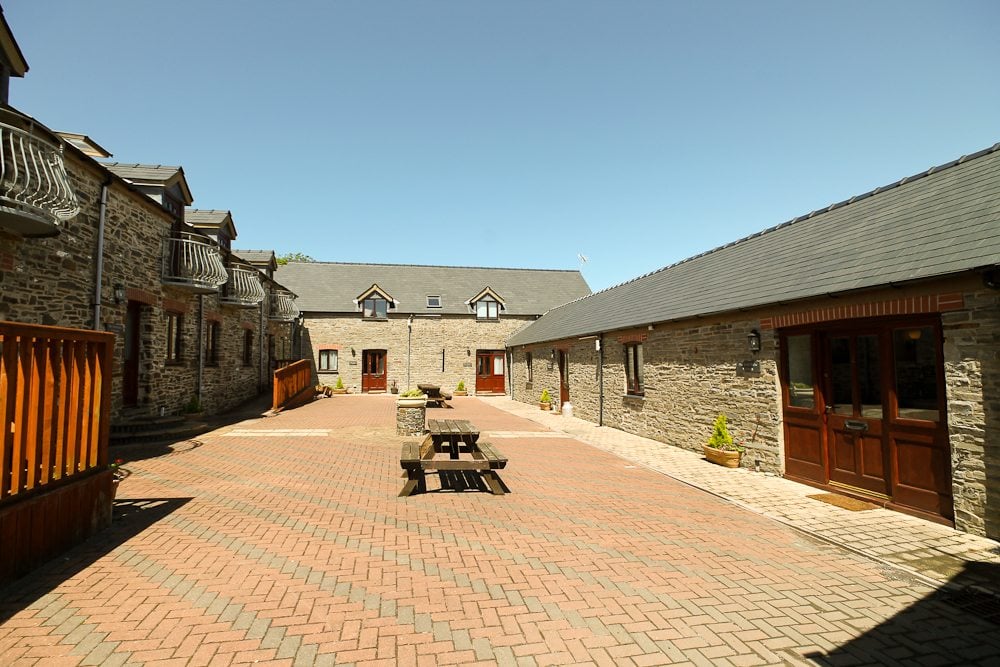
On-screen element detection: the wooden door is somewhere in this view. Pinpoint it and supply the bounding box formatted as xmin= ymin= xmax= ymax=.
xmin=361 ymin=350 xmax=386 ymax=392
xmin=123 ymin=301 xmax=141 ymax=407
xmin=824 ymin=332 xmax=891 ymax=497
xmin=475 ymin=351 xmax=505 ymax=394
xmin=781 ymin=332 xmax=825 ymax=484
xmin=558 ymin=350 xmax=569 ymax=405
xmin=887 ymin=323 xmax=952 ymax=520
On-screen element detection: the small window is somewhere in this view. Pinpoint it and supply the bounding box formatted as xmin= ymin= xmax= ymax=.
xmin=206 ymin=322 xmax=220 ymax=366
xmin=363 ymin=297 xmax=388 ymax=319
xmin=166 ymin=313 xmax=183 ymax=363
xmin=319 ymin=349 xmax=338 ymax=372
xmin=476 ymin=296 xmax=499 ymax=320
xmin=624 ymin=343 xmax=643 ymax=395
xmin=526 ymin=352 xmax=533 ymax=383
xmin=242 ymin=329 xmax=253 ymax=366
xmin=785 ymin=334 xmax=815 ymax=409
xmin=427 ymin=295 xmax=441 ymax=308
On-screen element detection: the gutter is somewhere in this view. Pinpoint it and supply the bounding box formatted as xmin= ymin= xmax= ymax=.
xmin=91 ymin=177 xmax=112 ymax=329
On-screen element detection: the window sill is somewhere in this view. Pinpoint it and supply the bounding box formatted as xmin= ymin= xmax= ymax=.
xmin=476 ymin=318 xmax=500 ymax=323
xmin=362 ymin=317 xmax=388 ymax=322
xmin=624 ymin=393 xmax=645 ymax=400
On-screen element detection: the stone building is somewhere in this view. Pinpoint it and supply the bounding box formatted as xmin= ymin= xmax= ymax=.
xmin=1 ymin=106 xmax=297 ymax=420
xmin=276 ymin=262 xmax=589 ymax=395
xmin=508 ymin=143 xmax=1000 ymax=538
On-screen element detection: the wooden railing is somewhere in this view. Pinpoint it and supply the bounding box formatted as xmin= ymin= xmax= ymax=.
xmin=1 ymin=322 xmax=113 ymax=503
xmin=272 ymin=359 xmax=312 ymax=411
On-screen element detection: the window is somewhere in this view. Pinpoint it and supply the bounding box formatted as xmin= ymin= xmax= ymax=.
xmin=427 ymin=295 xmax=441 ymax=308
xmin=363 ymin=297 xmax=388 ymax=319
xmin=476 ymin=296 xmax=499 ymax=320
xmin=319 ymin=349 xmax=338 ymax=372
xmin=206 ymin=322 xmax=220 ymax=366
xmin=166 ymin=313 xmax=183 ymax=363
xmin=893 ymin=326 xmax=939 ymax=421
xmin=242 ymin=329 xmax=253 ymax=366
xmin=526 ymin=352 xmax=533 ymax=383
xmin=624 ymin=343 xmax=643 ymax=395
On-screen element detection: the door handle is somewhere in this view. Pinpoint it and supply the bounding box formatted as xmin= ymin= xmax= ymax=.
xmin=844 ymin=420 xmax=868 ymax=432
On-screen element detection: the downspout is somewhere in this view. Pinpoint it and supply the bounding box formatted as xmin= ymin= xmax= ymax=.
xmin=407 ymin=315 xmax=413 ymax=389
xmin=91 ymin=178 xmax=112 ymax=330
xmin=598 ymin=334 xmax=604 ymax=427
xmin=258 ymin=299 xmax=265 ymax=392
xmin=197 ymin=294 xmax=205 ymax=405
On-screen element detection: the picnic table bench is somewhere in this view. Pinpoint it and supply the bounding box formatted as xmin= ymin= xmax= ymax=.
xmin=399 ymin=419 xmax=508 ymax=497
xmin=417 ymin=384 xmax=452 ymax=408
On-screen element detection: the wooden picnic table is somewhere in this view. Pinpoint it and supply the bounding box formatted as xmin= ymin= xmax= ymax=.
xmin=399 ymin=419 xmax=508 ymax=497
xmin=417 ymin=384 xmax=452 ymax=408
xmin=427 ymin=419 xmax=478 ymax=459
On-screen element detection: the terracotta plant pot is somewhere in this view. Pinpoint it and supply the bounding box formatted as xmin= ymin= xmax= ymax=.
xmin=539 ymin=402 xmax=552 ymax=411
xmin=703 ymin=445 xmax=741 ymax=468
xmin=397 ymin=396 xmax=427 ymax=408
xmin=454 ymin=390 xmax=468 ymax=396
xmin=332 ymin=388 xmax=347 ymax=395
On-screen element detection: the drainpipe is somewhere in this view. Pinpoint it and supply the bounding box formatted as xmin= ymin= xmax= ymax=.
xmin=91 ymin=178 xmax=112 ymax=330
xmin=407 ymin=315 xmax=413 ymax=389
xmin=598 ymin=334 xmax=604 ymax=426
xmin=197 ymin=294 xmax=204 ymax=404
xmin=258 ymin=299 xmax=265 ymax=392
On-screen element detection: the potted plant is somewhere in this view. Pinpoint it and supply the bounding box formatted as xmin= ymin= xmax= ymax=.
xmin=539 ymin=389 xmax=553 ymax=411
xmin=109 ymin=458 xmax=128 ymax=500
xmin=390 ymin=379 xmax=399 ymax=394
xmin=397 ymin=388 xmax=427 ymax=408
xmin=454 ymin=380 xmax=467 ymax=396
xmin=703 ymin=414 xmax=745 ymax=468
xmin=332 ymin=376 xmax=347 ymax=394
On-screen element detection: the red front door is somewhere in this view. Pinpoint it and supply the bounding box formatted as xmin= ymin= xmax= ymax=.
xmin=361 ymin=350 xmax=386 ymax=392
xmin=123 ymin=301 xmax=141 ymax=407
xmin=475 ymin=350 xmax=505 ymax=394
xmin=558 ymin=350 xmax=569 ymax=405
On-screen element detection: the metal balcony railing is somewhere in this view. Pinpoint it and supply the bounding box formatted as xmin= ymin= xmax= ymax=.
xmin=220 ymin=265 xmax=266 ymax=307
xmin=162 ymin=232 xmax=228 ymax=292
xmin=0 ymin=111 xmax=80 ymax=237
xmin=269 ymin=289 xmax=299 ymax=321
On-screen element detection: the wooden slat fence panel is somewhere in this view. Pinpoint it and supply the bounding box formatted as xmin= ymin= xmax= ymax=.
xmin=0 ymin=322 xmax=113 ymax=504
xmin=272 ymin=359 xmax=312 ymax=411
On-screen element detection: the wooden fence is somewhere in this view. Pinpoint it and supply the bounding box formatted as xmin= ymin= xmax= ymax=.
xmin=272 ymin=359 xmax=313 ymax=411
xmin=1 ymin=322 xmax=114 ymax=503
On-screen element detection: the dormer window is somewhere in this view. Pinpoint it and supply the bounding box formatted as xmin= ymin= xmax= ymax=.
xmin=476 ymin=296 xmax=499 ymax=320
xmin=363 ymin=297 xmax=388 ymax=319
xmin=427 ymin=295 xmax=441 ymax=309
xmin=466 ymin=286 xmax=506 ymax=321
xmin=356 ymin=283 xmax=395 ymax=320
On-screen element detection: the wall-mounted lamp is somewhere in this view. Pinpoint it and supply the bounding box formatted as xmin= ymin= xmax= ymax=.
xmin=351 ymin=348 xmax=356 ymax=357
xmin=466 ymin=348 xmax=471 ymax=356
xmin=747 ymin=329 xmax=761 ymax=353
xmin=551 ymin=349 xmax=556 ymax=361
xmin=113 ymin=283 xmax=126 ymax=305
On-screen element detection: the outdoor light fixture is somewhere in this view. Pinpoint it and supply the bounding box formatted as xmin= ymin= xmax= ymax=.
xmin=747 ymin=329 xmax=761 ymax=353
xmin=466 ymin=348 xmax=471 ymax=356
xmin=113 ymin=283 xmax=126 ymax=305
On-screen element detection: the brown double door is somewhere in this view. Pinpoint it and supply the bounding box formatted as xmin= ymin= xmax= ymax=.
xmin=475 ymin=350 xmax=505 ymax=394
xmin=781 ymin=318 xmax=952 ymax=522
xmin=361 ymin=349 xmax=386 ymax=392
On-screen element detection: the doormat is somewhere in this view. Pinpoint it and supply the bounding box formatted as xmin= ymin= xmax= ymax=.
xmin=807 ymin=493 xmax=879 ymax=511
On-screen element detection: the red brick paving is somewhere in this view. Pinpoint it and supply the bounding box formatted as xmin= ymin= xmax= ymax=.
xmin=1 ymin=395 xmax=998 ymax=665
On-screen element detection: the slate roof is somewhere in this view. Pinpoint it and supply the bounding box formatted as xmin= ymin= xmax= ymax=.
xmin=103 ymin=163 xmax=194 ymax=204
xmin=509 ymin=142 xmax=1000 ymax=347
xmin=186 ymin=209 xmax=237 ymax=239
xmin=233 ymin=250 xmax=277 ymax=265
xmin=275 ymin=262 xmax=590 ymax=316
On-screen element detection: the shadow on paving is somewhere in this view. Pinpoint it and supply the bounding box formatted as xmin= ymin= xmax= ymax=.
xmin=0 ymin=497 xmax=192 ymax=621
xmin=807 ymin=562 xmax=1000 ymax=665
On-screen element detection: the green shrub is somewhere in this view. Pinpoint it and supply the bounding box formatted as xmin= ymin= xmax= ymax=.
xmin=707 ymin=414 xmax=744 ymax=451
xmin=456 ymin=380 xmax=466 ymax=392
xmin=183 ymin=395 xmax=202 ymax=413
xmin=539 ymin=389 xmax=552 ymax=403
xmin=335 ymin=376 xmax=344 ymax=389
xmin=400 ymin=389 xmax=424 ymax=398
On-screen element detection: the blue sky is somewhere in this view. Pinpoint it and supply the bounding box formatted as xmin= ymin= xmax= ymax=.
xmin=6 ymin=1 xmax=999 ymax=291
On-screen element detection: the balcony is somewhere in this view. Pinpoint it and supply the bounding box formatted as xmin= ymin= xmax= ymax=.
xmin=220 ymin=265 xmax=266 ymax=307
xmin=0 ymin=109 xmax=81 ymax=237
xmin=269 ymin=289 xmax=299 ymax=322
xmin=162 ymin=232 xmax=228 ymax=292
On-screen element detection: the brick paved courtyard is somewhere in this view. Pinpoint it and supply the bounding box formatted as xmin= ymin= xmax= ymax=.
xmin=1 ymin=395 xmax=998 ymax=666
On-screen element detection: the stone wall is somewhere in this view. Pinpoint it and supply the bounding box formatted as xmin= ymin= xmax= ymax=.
xmin=943 ymin=286 xmax=1000 ymax=538
xmin=0 ymin=147 xmax=291 ymax=420
xmin=301 ymin=313 xmax=533 ymax=394
xmin=511 ymin=318 xmax=781 ymax=472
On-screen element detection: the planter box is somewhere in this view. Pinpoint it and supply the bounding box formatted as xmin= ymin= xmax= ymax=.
xmin=703 ymin=445 xmax=742 ymax=468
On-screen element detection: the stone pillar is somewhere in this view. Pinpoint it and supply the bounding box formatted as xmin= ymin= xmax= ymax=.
xmin=396 ymin=405 xmax=426 ymax=436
